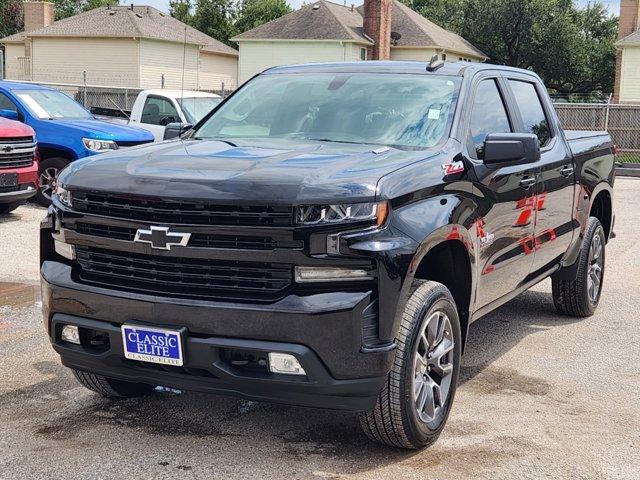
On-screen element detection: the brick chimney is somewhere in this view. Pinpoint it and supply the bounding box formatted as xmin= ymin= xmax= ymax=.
xmin=23 ymin=1 xmax=55 ymax=33
xmin=614 ymin=0 xmax=640 ymax=102
xmin=363 ymin=0 xmax=392 ymax=60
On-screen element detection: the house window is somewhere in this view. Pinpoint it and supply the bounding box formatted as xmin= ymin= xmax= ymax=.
xmin=360 ymin=48 xmax=367 ymax=61
xmin=442 ymin=53 xmax=447 ymax=61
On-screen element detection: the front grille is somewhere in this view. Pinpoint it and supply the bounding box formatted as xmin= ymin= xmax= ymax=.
xmin=75 ymin=246 xmax=293 ymax=302
xmin=0 ymin=137 xmax=35 ymax=169
xmin=0 ymin=185 xmax=20 ymax=193
xmin=73 ymin=222 xmax=279 ymax=250
xmin=72 ymin=191 xmax=294 ymax=227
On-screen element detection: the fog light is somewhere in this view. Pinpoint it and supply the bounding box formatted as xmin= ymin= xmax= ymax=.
xmin=61 ymin=325 xmax=80 ymax=345
xmin=294 ymin=266 xmax=372 ymax=283
xmin=54 ymin=240 xmax=76 ymax=260
xmin=268 ymin=353 xmax=306 ymax=376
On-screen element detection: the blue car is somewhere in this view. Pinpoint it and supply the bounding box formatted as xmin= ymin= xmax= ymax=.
xmin=0 ymin=81 xmax=154 ymax=205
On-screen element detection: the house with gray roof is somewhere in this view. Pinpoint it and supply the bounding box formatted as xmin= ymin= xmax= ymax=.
xmin=232 ymin=0 xmax=486 ymax=83
xmin=0 ymin=2 xmax=238 ymax=90
xmin=614 ymin=0 xmax=640 ymax=103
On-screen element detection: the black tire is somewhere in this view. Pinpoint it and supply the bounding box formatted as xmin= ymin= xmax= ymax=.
xmin=359 ymin=280 xmax=461 ymax=449
xmin=72 ymin=369 xmax=156 ymax=398
xmin=552 ymin=217 xmax=606 ymax=317
xmin=0 ymin=202 xmax=20 ymax=215
xmin=36 ymin=157 xmax=69 ymax=207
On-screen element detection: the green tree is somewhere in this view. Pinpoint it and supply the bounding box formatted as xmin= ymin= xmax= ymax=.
xmin=188 ymin=0 xmax=237 ymax=46
xmin=404 ymin=0 xmax=617 ymax=95
xmin=235 ymin=0 xmax=291 ymax=35
xmin=0 ymin=0 xmax=23 ymax=38
xmin=169 ymin=0 xmax=194 ymax=24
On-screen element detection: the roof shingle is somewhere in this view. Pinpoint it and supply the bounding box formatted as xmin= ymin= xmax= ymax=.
xmin=616 ymin=29 xmax=640 ymax=47
xmin=0 ymin=6 xmax=238 ymax=56
xmin=233 ymin=0 xmax=485 ymax=59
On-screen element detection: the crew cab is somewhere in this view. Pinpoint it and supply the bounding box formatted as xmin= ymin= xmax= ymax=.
xmin=41 ymin=61 xmax=615 ymax=449
xmin=0 ymin=81 xmax=155 ymax=205
xmin=93 ymin=90 xmax=222 ymax=142
xmin=0 ymin=117 xmax=37 ymax=214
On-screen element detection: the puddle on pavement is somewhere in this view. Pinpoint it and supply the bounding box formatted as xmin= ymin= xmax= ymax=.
xmin=0 ymin=282 xmax=40 ymax=309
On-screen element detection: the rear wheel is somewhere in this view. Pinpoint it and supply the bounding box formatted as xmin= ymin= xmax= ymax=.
xmin=359 ymin=281 xmax=461 ymax=449
xmin=72 ymin=369 xmax=156 ymax=398
xmin=0 ymin=202 xmax=20 ymax=215
xmin=36 ymin=157 xmax=69 ymax=207
xmin=552 ymin=217 xmax=606 ymax=317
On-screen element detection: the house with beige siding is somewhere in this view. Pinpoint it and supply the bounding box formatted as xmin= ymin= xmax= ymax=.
xmin=0 ymin=2 xmax=238 ymax=90
xmin=232 ymin=0 xmax=486 ymax=84
xmin=615 ymin=0 xmax=640 ymax=103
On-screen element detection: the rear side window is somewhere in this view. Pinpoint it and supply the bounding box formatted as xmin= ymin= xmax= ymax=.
xmin=468 ymin=79 xmax=512 ymax=157
xmin=508 ymin=80 xmax=552 ymax=146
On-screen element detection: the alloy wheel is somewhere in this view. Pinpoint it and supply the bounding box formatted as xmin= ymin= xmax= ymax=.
xmin=39 ymin=167 xmax=59 ymax=201
xmin=587 ymin=231 xmax=603 ymax=304
xmin=412 ymin=310 xmax=455 ymax=424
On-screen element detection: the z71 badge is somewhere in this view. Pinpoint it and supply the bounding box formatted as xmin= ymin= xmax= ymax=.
xmin=442 ymin=160 xmax=465 ymax=175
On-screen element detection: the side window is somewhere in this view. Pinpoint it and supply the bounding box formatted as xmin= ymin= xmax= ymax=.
xmin=508 ymin=80 xmax=552 ymax=146
xmin=468 ymin=79 xmax=512 ymax=157
xmin=0 ymin=92 xmax=18 ymax=112
xmin=141 ymin=96 xmax=179 ymax=126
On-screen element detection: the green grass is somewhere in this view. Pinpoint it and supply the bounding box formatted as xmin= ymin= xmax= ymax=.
xmin=618 ymin=153 xmax=640 ymax=165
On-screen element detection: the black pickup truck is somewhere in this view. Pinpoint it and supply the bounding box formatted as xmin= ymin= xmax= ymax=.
xmin=41 ymin=61 xmax=615 ymax=449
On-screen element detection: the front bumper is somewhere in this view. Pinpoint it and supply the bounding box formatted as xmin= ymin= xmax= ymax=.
xmin=0 ymin=161 xmax=38 ymax=204
xmin=42 ymin=261 xmax=393 ymax=411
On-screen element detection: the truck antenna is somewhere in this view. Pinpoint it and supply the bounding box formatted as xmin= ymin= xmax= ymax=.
xmin=426 ymin=54 xmax=444 ymax=72
xmin=180 ymin=25 xmax=187 ymax=136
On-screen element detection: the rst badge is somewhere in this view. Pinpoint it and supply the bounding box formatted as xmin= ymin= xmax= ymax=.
xmin=442 ymin=160 xmax=465 ymax=175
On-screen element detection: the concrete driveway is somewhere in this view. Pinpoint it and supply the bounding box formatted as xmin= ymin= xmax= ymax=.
xmin=1 ymin=179 xmax=639 ymax=479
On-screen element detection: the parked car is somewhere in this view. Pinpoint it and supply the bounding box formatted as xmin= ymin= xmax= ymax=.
xmin=0 ymin=81 xmax=155 ymax=205
xmin=93 ymin=90 xmax=222 ymax=142
xmin=41 ymin=61 xmax=615 ymax=449
xmin=0 ymin=117 xmax=38 ymax=214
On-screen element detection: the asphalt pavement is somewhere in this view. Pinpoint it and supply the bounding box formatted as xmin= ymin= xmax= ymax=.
xmin=0 ymin=179 xmax=639 ymax=479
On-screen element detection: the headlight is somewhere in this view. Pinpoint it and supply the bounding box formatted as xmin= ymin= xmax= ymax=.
xmin=82 ymin=138 xmax=118 ymax=152
xmin=54 ymin=185 xmax=73 ymax=208
xmin=296 ymin=201 xmax=388 ymax=226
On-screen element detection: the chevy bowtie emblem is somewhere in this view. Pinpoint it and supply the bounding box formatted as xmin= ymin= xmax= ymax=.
xmin=1 ymin=146 xmax=13 ymax=153
xmin=134 ymin=226 xmax=191 ymax=250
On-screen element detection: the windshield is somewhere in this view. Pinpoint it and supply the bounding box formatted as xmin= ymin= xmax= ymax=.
xmin=15 ymin=89 xmax=92 ymax=120
xmin=178 ymin=97 xmax=222 ymax=124
xmin=194 ymin=73 xmax=461 ymax=149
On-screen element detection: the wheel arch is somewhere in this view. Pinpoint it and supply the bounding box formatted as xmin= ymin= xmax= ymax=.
xmin=399 ymin=225 xmax=477 ymax=353
xmin=37 ymin=144 xmax=77 ymax=163
xmin=589 ymin=185 xmax=613 ymax=241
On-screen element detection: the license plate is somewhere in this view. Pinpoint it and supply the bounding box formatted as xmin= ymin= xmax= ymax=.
xmin=0 ymin=173 xmax=18 ymax=188
xmin=121 ymin=325 xmax=183 ymax=366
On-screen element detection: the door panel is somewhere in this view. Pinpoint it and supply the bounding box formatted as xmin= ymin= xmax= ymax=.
xmin=464 ymin=77 xmax=539 ymax=308
xmin=506 ymin=79 xmax=575 ymax=274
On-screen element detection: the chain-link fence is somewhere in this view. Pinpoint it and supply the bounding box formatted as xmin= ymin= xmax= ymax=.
xmin=553 ymin=102 xmax=640 ymax=164
xmin=8 ymin=80 xmax=235 ymax=114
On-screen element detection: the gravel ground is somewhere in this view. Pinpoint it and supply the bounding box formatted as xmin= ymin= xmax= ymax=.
xmin=0 ymin=180 xmax=639 ymax=479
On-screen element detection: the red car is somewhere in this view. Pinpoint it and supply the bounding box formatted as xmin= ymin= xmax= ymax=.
xmin=0 ymin=117 xmax=38 ymax=215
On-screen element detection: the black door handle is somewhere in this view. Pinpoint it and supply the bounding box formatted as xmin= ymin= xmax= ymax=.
xmin=560 ymin=165 xmax=574 ymax=177
xmin=519 ymin=177 xmax=536 ymax=189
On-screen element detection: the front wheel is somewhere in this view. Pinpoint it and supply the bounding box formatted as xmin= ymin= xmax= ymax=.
xmin=72 ymin=369 xmax=156 ymax=398
xmin=359 ymin=281 xmax=461 ymax=449
xmin=36 ymin=157 xmax=69 ymax=207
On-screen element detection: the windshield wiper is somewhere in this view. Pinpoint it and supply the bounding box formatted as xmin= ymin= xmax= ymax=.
xmin=301 ymin=137 xmax=363 ymax=145
xmin=191 ymin=137 xmax=237 ymax=147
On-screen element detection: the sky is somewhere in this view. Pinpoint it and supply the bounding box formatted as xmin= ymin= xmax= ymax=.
xmin=131 ymin=0 xmax=621 ymax=15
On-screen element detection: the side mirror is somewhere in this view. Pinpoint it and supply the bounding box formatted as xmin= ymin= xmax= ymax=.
xmin=163 ymin=122 xmax=193 ymax=141
xmin=0 ymin=109 xmax=19 ymax=121
xmin=483 ymin=133 xmax=540 ymax=166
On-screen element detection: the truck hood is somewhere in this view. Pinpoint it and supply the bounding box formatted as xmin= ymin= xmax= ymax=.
xmin=0 ymin=117 xmax=35 ymax=138
xmin=44 ymin=118 xmax=154 ymax=142
xmin=59 ymin=138 xmax=435 ymax=204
